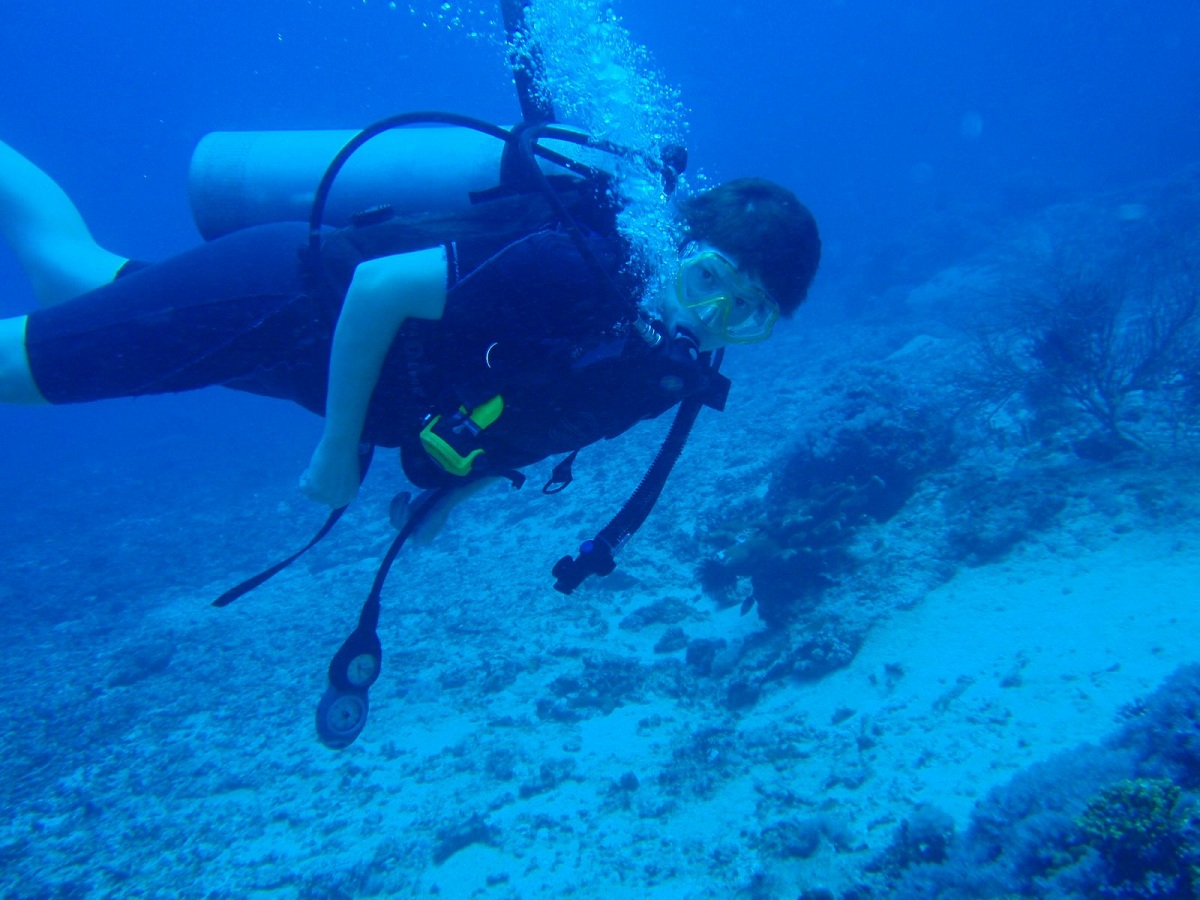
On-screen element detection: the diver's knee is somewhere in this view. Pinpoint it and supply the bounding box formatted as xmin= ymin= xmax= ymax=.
xmin=28 ymin=239 xmax=128 ymax=307
xmin=0 ymin=141 xmax=127 ymax=305
xmin=0 ymin=316 xmax=48 ymax=405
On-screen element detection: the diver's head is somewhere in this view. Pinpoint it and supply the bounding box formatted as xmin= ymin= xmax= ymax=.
xmin=675 ymin=177 xmax=821 ymax=320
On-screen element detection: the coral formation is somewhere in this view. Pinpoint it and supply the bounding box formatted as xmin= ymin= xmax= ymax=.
xmin=856 ymin=666 xmax=1200 ymax=899
xmin=968 ymin=230 xmax=1200 ymax=457
xmin=697 ymin=371 xmax=955 ymax=629
xmin=1077 ymin=778 xmax=1189 ymax=894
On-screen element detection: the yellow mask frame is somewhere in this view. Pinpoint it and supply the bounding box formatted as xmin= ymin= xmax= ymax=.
xmin=675 ymin=248 xmax=779 ymax=344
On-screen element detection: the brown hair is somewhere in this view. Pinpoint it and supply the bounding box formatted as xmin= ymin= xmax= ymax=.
xmin=678 ymin=178 xmax=821 ymax=315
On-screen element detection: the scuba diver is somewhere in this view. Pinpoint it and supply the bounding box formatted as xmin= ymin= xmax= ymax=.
xmin=0 ymin=3 xmax=820 ymax=747
xmin=0 ymin=137 xmax=819 ymax=511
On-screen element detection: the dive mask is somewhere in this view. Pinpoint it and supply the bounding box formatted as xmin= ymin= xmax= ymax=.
xmin=675 ymin=247 xmax=779 ymax=344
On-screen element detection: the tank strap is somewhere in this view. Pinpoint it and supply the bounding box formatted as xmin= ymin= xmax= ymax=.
xmin=211 ymin=444 xmax=375 ymax=608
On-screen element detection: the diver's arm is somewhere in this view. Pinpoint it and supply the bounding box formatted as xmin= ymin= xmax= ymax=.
xmin=300 ymin=247 xmax=448 ymax=507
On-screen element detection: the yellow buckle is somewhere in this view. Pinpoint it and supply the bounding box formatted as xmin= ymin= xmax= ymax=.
xmin=419 ymin=395 xmax=504 ymax=477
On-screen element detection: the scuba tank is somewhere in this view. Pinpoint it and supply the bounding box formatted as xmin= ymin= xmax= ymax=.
xmin=188 ymin=125 xmax=608 ymax=240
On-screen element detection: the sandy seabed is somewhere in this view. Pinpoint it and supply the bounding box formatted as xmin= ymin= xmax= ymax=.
xmin=2 ymin=314 xmax=1198 ymax=899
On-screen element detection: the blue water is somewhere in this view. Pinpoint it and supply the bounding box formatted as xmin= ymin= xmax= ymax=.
xmin=2 ymin=1 xmax=1196 ymax=477
xmin=2 ymin=2 xmax=1199 ymax=897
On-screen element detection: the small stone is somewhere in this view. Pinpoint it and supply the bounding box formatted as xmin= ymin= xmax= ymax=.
xmin=763 ymin=817 xmax=824 ymax=859
xmin=831 ymin=707 xmax=856 ymax=725
xmin=725 ymin=678 xmax=761 ymax=710
xmin=431 ymin=814 xmax=497 ymax=864
xmin=685 ymin=638 xmax=726 ymax=676
xmin=654 ymin=627 xmax=689 ymax=654
xmin=107 ymin=639 xmax=174 ymax=688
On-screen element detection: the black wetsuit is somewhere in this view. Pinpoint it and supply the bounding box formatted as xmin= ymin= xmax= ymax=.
xmin=24 ymin=218 xmax=726 ymax=487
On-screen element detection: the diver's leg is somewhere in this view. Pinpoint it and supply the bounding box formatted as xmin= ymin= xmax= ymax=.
xmin=22 ymin=222 xmax=319 ymax=408
xmin=411 ymin=477 xmax=503 ymax=544
xmin=0 ymin=316 xmax=47 ymax=404
xmin=0 ymin=141 xmax=128 ymax=306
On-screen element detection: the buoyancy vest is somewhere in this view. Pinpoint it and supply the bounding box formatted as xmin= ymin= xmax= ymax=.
xmin=312 ymin=192 xmax=730 ymax=488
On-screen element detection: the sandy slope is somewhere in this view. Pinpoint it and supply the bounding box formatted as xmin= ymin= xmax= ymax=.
xmin=3 ymin=312 xmax=1199 ymax=897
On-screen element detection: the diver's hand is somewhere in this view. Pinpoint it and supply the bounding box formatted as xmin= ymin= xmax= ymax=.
xmin=300 ymin=438 xmax=360 ymax=508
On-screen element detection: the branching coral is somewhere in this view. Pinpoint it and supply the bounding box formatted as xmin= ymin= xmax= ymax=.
xmin=968 ymin=239 xmax=1200 ymax=457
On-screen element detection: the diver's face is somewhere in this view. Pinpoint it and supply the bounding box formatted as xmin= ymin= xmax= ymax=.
xmin=663 ymin=244 xmax=780 ymax=350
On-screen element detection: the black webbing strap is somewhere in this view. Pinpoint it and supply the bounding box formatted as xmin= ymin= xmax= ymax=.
xmin=212 ymin=444 xmax=375 ymax=608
